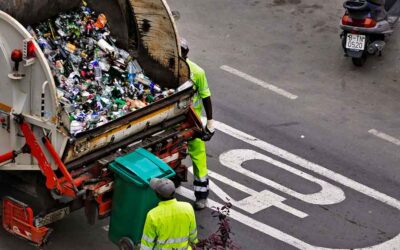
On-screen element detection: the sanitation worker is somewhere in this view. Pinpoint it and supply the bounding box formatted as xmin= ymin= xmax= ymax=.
xmin=140 ymin=178 xmax=198 ymax=250
xmin=180 ymin=38 xmax=215 ymax=210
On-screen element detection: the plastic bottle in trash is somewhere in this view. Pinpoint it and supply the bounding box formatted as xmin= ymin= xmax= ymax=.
xmin=38 ymin=37 xmax=53 ymax=55
xmin=136 ymin=73 xmax=161 ymax=93
xmin=92 ymin=60 xmax=102 ymax=82
xmin=127 ymin=61 xmax=136 ymax=86
xmin=88 ymin=38 xmax=95 ymax=51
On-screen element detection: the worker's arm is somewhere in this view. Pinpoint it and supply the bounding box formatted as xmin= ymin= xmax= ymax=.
xmin=197 ymin=71 xmax=215 ymax=141
xmin=140 ymin=213 xmax=157 ymax=250
xmin=201 ymin=96 xmax=215 ymax=141
xmin=202 ymin=96 xmax=213 ymax=120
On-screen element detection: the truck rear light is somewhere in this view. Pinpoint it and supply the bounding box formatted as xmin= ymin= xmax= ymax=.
xmin=11 ymin=49 xmax=23 ymax=62
xmin=11 ymin=49 xmax=23 ymax=71
xmin=8 ymin=49 xmax=25 ymax=79
xmin=23 ymin=39 xmax=36 ymax=65
xmin=26 ymin=41 xmax=35 ymax=58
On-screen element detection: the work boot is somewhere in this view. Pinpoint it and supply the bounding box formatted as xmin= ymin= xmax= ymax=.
xmin=194 ymin=198 xmax=208 ymax=210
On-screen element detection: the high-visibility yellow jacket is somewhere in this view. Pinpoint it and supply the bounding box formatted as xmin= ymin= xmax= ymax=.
xmin=187 ymin=59 xmax=211 ymax=117
xmin=140 ymin=198 xmax=198 ymax=250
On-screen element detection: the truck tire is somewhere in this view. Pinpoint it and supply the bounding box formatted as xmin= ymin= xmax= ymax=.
xmin=119 ymin=237 xmax=135 ymax=250
xmin=0 ymin=198 xmax=2 ymax=219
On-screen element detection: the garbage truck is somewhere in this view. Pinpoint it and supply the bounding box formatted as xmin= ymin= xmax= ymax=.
xmin=0 ymin=0 xmax=201 ymax=246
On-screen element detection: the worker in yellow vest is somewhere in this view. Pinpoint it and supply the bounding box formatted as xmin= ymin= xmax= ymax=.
xmin=180 ymin=38 xmax=215 ymax=210
xmin=140 ymin=178 xmax=198 ymax=250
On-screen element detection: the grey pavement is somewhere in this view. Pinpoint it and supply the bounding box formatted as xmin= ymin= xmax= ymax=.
xmin=1 ymin=0 xmax=400 ymax=249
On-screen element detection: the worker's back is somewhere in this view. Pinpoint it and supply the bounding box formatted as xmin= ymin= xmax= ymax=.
xmin=141 ymin=198 xmax=198 ymax=250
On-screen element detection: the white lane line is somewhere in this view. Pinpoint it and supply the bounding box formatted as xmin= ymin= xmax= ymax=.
xmin=194 ymin=167 xmax=308 ymax=218
xmin=176 ymin=186 xmax=317 ymax=249
xmin=177 ymin=184 xmax=400 ymax=250
xmin=198 ymin=120 xmax=400 ymax=249
xmin=214 ymin=120 xmax=400 ymax=211
xmin=368 ymin=129 xmax=400 ymax=146
xmin=220 ymin=65 xmax=298 ymax=100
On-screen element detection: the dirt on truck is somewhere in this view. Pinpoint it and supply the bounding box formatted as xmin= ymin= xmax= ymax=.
xmin=0 ymin=0 xmax=201 ymax=246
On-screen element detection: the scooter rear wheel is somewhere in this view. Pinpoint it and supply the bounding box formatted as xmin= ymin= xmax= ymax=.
xmin=352 ymin=55 xmax=367 ymax=67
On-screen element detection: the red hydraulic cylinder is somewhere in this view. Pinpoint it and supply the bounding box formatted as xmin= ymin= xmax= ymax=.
xmin=18 ymin=119 xmax=60 ymax=192
xmin=0 ymin=151 xmax=15 ymax=164
xmin=42 ymin=136 xmax=78 ymax=193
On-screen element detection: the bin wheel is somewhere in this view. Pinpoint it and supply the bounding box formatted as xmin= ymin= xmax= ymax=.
xmin=119 ymin=237 xmax=135 ymax=250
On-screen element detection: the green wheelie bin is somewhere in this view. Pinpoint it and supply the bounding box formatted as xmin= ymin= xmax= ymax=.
xmin=108 ymin=148 xmax=176 ymax=250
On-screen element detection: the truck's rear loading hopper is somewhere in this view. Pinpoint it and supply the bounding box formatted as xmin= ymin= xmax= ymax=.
xmin=1 ymin=0 xmax=190 ymax=88
xmin=0 ymin=2 xmax=199 ymax=246
xmin=0 ymin=0 xmax=193 ymax=169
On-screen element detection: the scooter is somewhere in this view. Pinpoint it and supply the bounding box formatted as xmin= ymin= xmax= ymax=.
xmin=340 ymin=0 xmax=400 ymax=66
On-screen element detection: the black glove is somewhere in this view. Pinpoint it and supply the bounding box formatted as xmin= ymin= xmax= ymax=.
xmin=201 ymin=126 xmax=215 ymax=141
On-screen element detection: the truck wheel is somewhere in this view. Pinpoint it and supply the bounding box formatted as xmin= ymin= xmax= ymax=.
xmin=119 ymin=237 xmax=135 ymax=250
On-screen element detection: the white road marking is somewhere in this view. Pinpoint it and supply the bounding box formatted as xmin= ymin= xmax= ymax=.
xmin=189 ymin=119 xmax=400 ymax=249
xmin=192 ymin=167 xmax=308 ymax=218
xmin=102 ymin=225 xmax=109 ymax=232
xmin=220 ymin=149 xmax=345 ymax=205
xmin=220 ymin=65 xmax=298 ymax=100
xmin=176 ymin=186 xmax=400 ymax=250
xmin=368 ymin=129 xmax=400 ymax=146
xmin=214 ymin=120 xmax=400 ymax=211
xmin=176 ymin=186 xmax=317 ymax=249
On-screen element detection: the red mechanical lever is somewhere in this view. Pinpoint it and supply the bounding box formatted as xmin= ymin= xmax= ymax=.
xmin=42 ymin=136 xmax=78 ymax=193
xmin=0 ymin=151 xmax=15 ymax=164
xmin=17 ymin=117 xmax=62 ymax=193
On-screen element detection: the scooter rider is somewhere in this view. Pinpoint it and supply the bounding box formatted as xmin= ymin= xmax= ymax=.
xmin=366 ymin=0 xmax=387 ymax=20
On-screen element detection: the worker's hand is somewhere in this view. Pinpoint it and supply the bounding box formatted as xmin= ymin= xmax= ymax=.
xmin=201 ymin=119 xmax=215 ymax=141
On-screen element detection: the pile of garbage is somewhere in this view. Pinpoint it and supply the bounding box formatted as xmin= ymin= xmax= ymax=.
xmin=28 ymin=3 xmax=175 ymax=135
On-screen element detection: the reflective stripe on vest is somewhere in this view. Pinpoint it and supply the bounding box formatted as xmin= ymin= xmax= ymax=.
xmin=157 ymin=236 xmax=189 ymax=245
xmin=142 ymin=234 xmax=155 ymax=244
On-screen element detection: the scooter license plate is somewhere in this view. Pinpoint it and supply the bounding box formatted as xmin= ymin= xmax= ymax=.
xmin=346 ymin=34 xmax=366 ymax=50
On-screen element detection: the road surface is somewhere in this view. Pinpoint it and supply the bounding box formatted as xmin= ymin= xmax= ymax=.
xmin=1 ymin=0 xmax=400 ymax=249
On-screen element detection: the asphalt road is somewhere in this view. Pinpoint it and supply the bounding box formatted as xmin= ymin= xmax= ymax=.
xmin=2 ymin=0 xmax=400 ymax=249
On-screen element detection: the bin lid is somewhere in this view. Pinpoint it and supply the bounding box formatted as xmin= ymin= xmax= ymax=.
xmin=109 ymin=148 xmax=175 ymax=186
